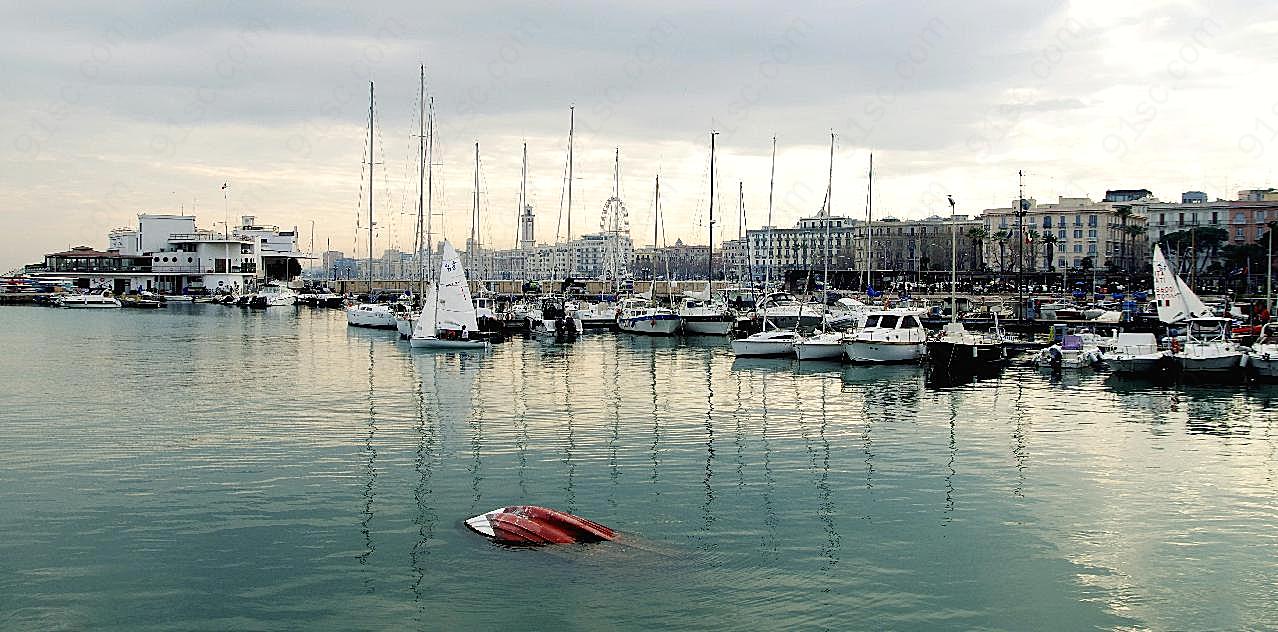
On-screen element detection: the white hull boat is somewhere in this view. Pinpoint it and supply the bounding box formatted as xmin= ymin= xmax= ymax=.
xmin=347 ymin=303 xmax=398 ymax=328
xmin=409 ymin=241 xmax=491 ymax=352
xmin=793 ymin=331 xmax=846 ymax=361
xmin=58 ymin=291 xmax=121 ymax=308
xmin=1172 ymin=318 xmax=1244 ymax=374
xmin=843 ymin=309 xmax=926 ymax=363
xmin=1246 ymin=323 xmax=1278 ymax=379
xmin=678 ymin=296 xmax=734 ymax=336
xmin=1104 ymin=333 xmax=1169 ymax=374
xmin=732 ymin=329 xmax=799 ymax=357
xmin=617 ymin=297 xmax=680 ymax=336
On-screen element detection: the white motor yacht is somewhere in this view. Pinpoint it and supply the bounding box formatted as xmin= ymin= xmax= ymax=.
xmin=347 ymin=302 xmax=398 ymax=329
xmin=249 ymin=282 xmax=298 ymax=307
xmin=678 ymin=296 xmax=734 ymax=335
xmin=1246 ymin=322 xmax=1278 ymax=379
xmin=1034 ymin=333 xmax=1104 ymax=370
xmin=844 ymin=309 xmax=927 ymax=363
xmin=793 ymin=330 xmax=847 ymax=361
xmin=617 ymin=297 xmax=681 ymax=336
xmin=1174 ymin=317 xmax=1244 ymax=374
xmin=58 ymin=290 xmax=121 ymax=308
xmin=1103 ymin=332 xmax=1168 ymax=374
xmin=732 ymin=316 xmax=800 ymax=358
xmin=573 ymin=299 xmax=621 ymax=329
xmin=756 ymin=291 xmax=824 ymax=329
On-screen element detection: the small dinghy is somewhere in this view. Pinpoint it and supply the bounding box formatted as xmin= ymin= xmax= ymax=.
xmin=464 ymin=505 xmax=616 ymax=545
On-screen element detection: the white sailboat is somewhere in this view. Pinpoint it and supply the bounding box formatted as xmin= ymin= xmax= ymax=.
xmin=794 ymin=132 xmax=847 ymax=361
xmin=410 ymin=241 xmax=490 ymax=350
xmin=347 ymin=81 xmax=397 ymax=330
xmin=1152 ymin=244 xmax=1241 ymax=373
xmin=733 ymin=136 xmax=798 ymax=358
xmin=679 ymin=131 xmax=733 ymax=335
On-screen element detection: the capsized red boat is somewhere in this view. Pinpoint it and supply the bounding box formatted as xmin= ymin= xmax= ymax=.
xmin=464 ymin=505 xmax=616 ymax=545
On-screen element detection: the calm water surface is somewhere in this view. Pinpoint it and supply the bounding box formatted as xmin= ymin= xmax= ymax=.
xmin=1 ymin=305 xmax=1276 ymax=631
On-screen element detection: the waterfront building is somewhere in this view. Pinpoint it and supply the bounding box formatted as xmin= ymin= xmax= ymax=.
xmin=464 ymin=231 xmax=634 ymax=281
xmin=33 ymin=213 xmax=307 ymax=294
xmin=742 ymin=214 xmax=983 ymax=281
xmin=980 ymin=197 xmax=1149 ymax=273
xmin=1132 ymin=189 xmax=1278 ymax=246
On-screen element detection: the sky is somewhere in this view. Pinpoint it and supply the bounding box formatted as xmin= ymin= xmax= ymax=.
xmin=2 ymin=0 xmax=1277 ymax=272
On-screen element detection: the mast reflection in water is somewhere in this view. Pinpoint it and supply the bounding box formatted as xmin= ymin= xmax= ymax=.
xmin=1 ymin=307 xmax=1276 ymax=630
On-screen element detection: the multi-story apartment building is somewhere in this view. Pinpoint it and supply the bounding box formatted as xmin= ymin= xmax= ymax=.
xmin=980 ymin=197 xmax=1149 ymax=272
xmin=1133 ymin=189 xmax=1278 ymax=246
xmin=739 ymin=214 xmax=983 ymax=281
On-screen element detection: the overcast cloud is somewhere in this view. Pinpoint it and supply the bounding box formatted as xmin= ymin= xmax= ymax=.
xmin=3 ymin=0 xmax=1276 ymax=270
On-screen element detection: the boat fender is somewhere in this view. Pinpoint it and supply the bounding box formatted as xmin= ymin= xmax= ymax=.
xmin=1170 ymin=338 xmax=1180 ymax=354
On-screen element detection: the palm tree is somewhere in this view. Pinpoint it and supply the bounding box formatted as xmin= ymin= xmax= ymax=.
xmin=1114 ymin=204 xmax=1134 ymax=274
xmin=993 ymin=230 xmax=1011 ymax=274
xmin=1042 ymin=233 xmax=1058 ymax=271
xmin=1026 ymin=230 xmax=1041 ymax=271
xmin=1122 ymin=224 xmax=1146 ymax=273
xmin=965 ymin=227 xmax=988 ymax=272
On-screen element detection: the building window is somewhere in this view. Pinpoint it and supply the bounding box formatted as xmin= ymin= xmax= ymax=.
xmin=1211 ymin=212 xmax=1219 ymax=224
xmin=1058 ymin=229 xmax=1066 ymax=238
xmin=1088 ymin=229 xmax=1097 ymax=238
xmin=1043 ymin=216 xmax=1052 ymax=228
xmin=1235 ymin=212 xmax=1246 ymax=223
xmin=1088 ymin=215 xmax=1097 ymax=227
xmin=1073 ymin=244 xmax=1083 ymax=253
xmin=1159 ymin=213 xmax=1166 ymax=225
xmin=1074 ymin=229 xmax=1083 ymax=239
xmin=1074 ymin=214 xmax=1082 ymax=226
xmin=1236 ymin=227 xmax=1244 ymax=239
xmin=1088 ymin=243 xmax=1097 ymax=254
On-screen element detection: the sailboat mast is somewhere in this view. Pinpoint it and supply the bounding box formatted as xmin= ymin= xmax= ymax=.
xmin=519 ymin=142 xmax=527 ymax=250
xmin=866 ymin=153 xmax=873 ymax=293
xmin=472 ymin=142 xmax=480 ymax=279
xmin=765 ymin=136 xmax=776 ymax=293
xmin=567 ymin=106 xmax=575 ymax=278
xmin=949 ymin=195 xmax=958 ymax=324
xmin=1268 ymin=223 xmax=1273 ymax=315
xmin=367 ymin=81 xmax=374 ymax=296
xmin=738 ymin=181 xmax=745 ymax=284
xmin=824 ymin=132 xmax=833 ymax=309
xmin=425 ymin=97 xmax=434 ymax=278
xmin=416 ymin=66 xmax=426 ymax=298
xmin=709 ymin=131 xmax=717 ymax=293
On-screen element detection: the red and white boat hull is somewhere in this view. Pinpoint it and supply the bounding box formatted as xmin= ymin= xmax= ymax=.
xmin=464 ymin=505 xmax=616 ymax=545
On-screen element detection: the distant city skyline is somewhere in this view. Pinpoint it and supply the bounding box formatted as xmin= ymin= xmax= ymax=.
xmin=4 ymin=1 xmax=1276 ymax=272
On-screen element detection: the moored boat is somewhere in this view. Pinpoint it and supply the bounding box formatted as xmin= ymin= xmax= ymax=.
xmin=844 ymin=308 xmax=927 ymax=364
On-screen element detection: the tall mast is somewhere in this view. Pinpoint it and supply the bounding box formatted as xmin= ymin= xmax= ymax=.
xmin=425 ymin=97 xmax=434 ymax=279
xmin=567 ymin=106 xmax=575 ymax=278
xmin=948 ymin=195 xmax=958 ymax=323
xmin=866 ymin=152 xmax=873 ymax=293
xmin=472 ymin=141 xmax=480 ymax=279
xmin=1268 ymin=222 xmax=1274 ymax=316
xmin=652 ymin=174 xmax=660 ymax=250
xmin=416 ymin=66 xmax=426 ymax=298
xmin=367 ymin=81 xmax=374 ymax=295
xmin=824 ymin=132 xmax=834 ymax=311
xmin=765 ymin=136 xmax=776 ymax=293
xmin=738 ymin=181 xmax=745 ymax=284
xmin=708 ymin=131 xmax=717 ymax=292
xmin=1017 ymin=169 xmax=1025 ymax=320
xmin=519 ymin=141 xmax=527 ymax=251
